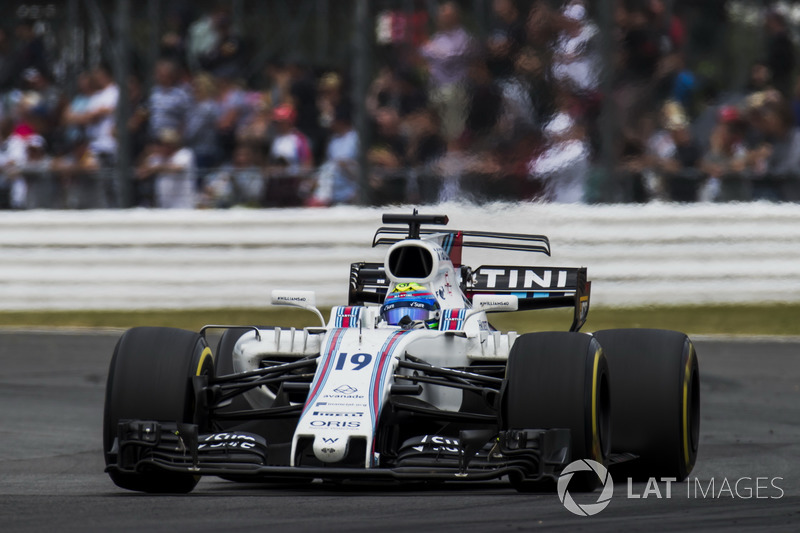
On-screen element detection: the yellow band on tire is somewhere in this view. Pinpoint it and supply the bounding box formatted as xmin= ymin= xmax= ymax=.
xmin=591 ymin=347 xmax=602 ymax=461
xmin=196 ymin=346 xmax=212 ymax=376
xmin=682 ymin=345 xmax=694 ymax=470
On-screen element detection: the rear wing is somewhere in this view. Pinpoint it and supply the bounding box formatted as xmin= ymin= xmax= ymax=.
xmin=467 ymin=266 xmax=591 ymax=332
xmin=348 ymin=262 xmax=591 ymax=332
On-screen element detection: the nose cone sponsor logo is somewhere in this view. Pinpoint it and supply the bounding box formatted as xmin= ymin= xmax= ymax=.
xmin=333 ymin=384 xmax=358 ymax=395
xmin=557 ymin=459 xmax=614 ymax=516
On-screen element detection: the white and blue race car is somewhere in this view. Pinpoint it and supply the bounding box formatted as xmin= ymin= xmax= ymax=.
xmin=103 ymin=212 xmax=700 ymax=493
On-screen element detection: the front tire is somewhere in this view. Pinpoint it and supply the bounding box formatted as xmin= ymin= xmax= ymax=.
xmin=103 ymin=327 xmax=213 ymax=493
xmin=593 ymin=328 xmax=699 ymax=481
xmin=503 ymin=332 xmax=610 ymax=491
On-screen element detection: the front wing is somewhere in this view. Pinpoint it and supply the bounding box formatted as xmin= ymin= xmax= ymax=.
xmin=106 ymin=420 xmax=572 ymax=484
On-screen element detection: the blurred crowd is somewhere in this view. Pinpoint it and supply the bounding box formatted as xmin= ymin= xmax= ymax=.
xmin=1 ymin=0 xmax=800 ymax=209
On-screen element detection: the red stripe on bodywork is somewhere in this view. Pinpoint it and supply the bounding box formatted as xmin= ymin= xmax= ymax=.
xmin=371 ymin=331 xmax=405 ymax=426
xmin=302 ymin=329 xmax=345 ymax=414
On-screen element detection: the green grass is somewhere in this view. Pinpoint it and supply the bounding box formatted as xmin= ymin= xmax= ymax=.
xmin=2 ymin=304 xmax=799 ymax=336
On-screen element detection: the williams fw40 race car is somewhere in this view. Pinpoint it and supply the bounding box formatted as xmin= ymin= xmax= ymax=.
xmin=104 ymin=212 xmax=700 ymax=493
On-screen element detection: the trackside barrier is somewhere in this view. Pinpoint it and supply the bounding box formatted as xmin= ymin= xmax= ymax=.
xmin=1 ymin=202 xmax=799 ymax=310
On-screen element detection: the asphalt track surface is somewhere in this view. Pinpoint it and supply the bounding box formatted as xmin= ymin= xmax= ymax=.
xmin=1 ymin=331 xmax=798 ymax=532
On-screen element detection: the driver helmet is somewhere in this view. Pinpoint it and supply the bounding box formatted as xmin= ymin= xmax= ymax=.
xmin=381 ymin=282 xmax=440 ymax=328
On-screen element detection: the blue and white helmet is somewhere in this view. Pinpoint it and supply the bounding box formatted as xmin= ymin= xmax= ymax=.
xmin=380 ymin=282 xmax=440 ymax=327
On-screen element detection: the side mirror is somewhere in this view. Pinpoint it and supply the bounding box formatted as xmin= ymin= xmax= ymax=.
xmin=271 ymin=290 xmax=325 ymax=327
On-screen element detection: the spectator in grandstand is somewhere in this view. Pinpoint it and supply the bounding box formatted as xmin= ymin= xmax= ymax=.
xmin=525 ymin=0 xmax=561 ymax=49
xmin=746 ymin=61 xmax=775 ymax=97
xmin=693 ymin=60 xmax=776 ymax=155
xmin=215 ymin=72 xmax=252 ymax=161
xmin=61 ymin=71 xmax=93 ymax=147
xmin=315 ymin=71 xmax=347 ymax=161
xmin=715 ymin=61 xmax=775 ymax=112
xmin=187 ymin=7 xmax=224 ymax=72
xmin=135 ymin=128 xmax=196 ymax=209
xmin=644 ymin=100 xmax=702 ymax=201
xmin=17 ymin=134 xmax=53 ymax=208
xmin=506 ymin=45 xmax=554 ymax=132
xmin=649 ymin=0 xmax=686 ymax=55
xmin=366 ymin=67 xmax=394 ymax=117
xmin=317 ymin=72 xmax=345 ymax=132
xmin=698 ymin=105 xmax=748 ymax=202
xmin=743 ymin=91 xmax=800 ymax=200
xmin=286 ymin=57 xmax=322 ymax=158
xmin=262 ymin=59 xmax=292 ymax=114
xmin=85 ymin=63 xmax=119 ymax=167
xmin=201 ymin=142 xmax=264 ymax=208
xmin=551 ymin=0 xmax=600 ymax=98
xmin=184 ymin=72 xmax=222 ymax=171
xmin=147 ymin=58 xmax=192 ymax=140
xmin=11 ymin=21 xmax=48 ymax=83
xmin=0 ymin=132 xmax=55 ymax=209
xmin=404 ymin=107 xmax=446 ymax=202
xmin=125 ymin=73 xmax=150 ymax=164
xmin=268 ymin=103 xmax=313 ymax=176
xmin=159 ymin=4 xmax=192 ymax=65
xmin=614 ymin=1 xmax=665 ymax=134
xmin=3 ymin=103 xmax=38 ymax=168
xmin=367 ymin=67 xmax=426 ymax=120
xmin=618 ymin=2 xmax=663 ymax=83
xmin=763 ymin=10 xmax=795 ymax=99
xmin=197 ymin=10 xmax=246 ymax=80
xmin=486 ymin=0 xmax=526 ymax=81
xmin=369 ymin=107 xmax=407 ymax=169
xmin=52 ymin=128 xmax=104 ymax=209
xmin=419 ymin=1 xmax=476 ymax=143
xmin=306 ymin=105 xmax=358 ymax=206
xmin=20 ymin=68 xmax=63 ymax=137
xmin=368 ymin=106 xmax=408 ymax=202
xmin=655 ymin=50 xmax=698 ymax=116
xmin=405 ymin=107 xmax=446 ymax=168
xmin=463 ymin=58 xmax=503 ymax=146
xmin=236 ymin=92 xmax=274 ymax=154
xmin=527 ymin=96 xmax=591 ymax=203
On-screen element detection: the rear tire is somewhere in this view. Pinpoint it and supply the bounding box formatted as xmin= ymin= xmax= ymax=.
xmin=103 ymin=327 xmax=213 ymax=493
xmin=593 ymin=328 xmax=699 ymax=481
xmin=504 ymin=332 xmax=610 ymax=492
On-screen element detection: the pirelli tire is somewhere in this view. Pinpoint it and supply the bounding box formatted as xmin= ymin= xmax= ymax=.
xmin=103 ymin=327 xmax=214 ymax=493
xmin=592 ymin=328 xmax=700 ymax=481
xmin=503 ymin=332 xmax=610 ymax=492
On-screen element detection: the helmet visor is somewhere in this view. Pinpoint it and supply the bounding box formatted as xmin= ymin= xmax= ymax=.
xmin=382 ymin=305 xmax=434 ymax=325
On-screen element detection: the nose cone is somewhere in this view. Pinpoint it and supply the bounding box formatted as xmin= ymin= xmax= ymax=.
xmin=313 ymin=434 xmax=348 ymax=463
